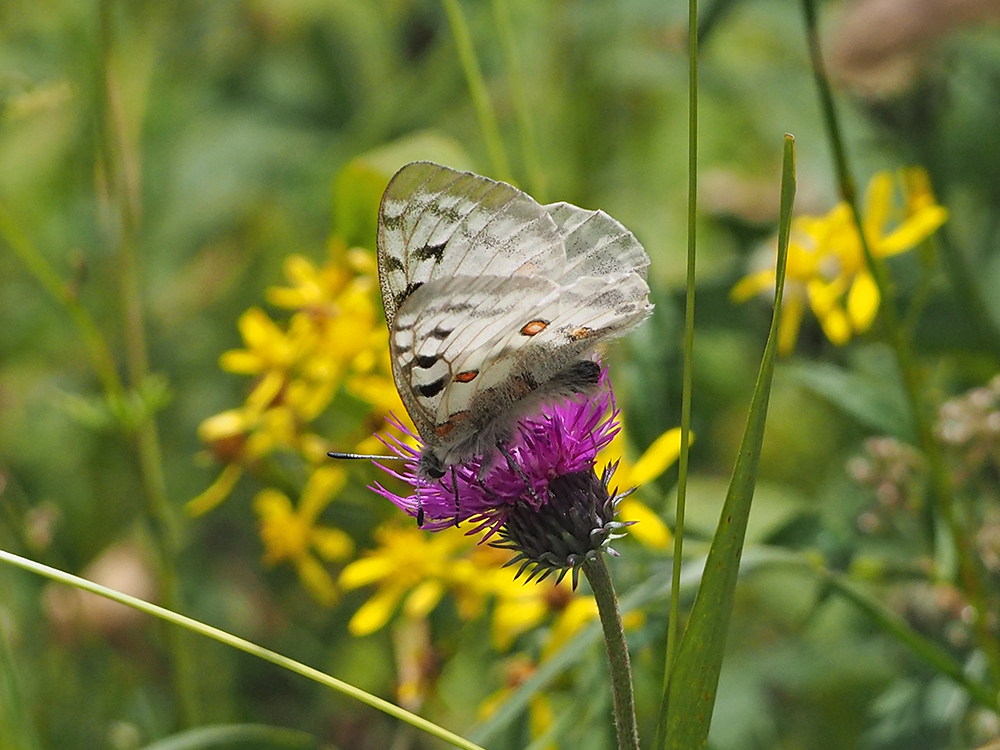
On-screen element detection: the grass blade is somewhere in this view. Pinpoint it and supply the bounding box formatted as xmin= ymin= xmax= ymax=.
xmin=658 ymin=135 xmax=795 ymax=749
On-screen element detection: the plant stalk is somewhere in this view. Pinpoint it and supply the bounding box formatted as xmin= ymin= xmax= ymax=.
xmin=584 ymin=554 xmax=640 ymax=750
xmin=441 ymin=0 xmax=512 ymax=182
xmin=801 ymin=0 xmax=1000 ymax=687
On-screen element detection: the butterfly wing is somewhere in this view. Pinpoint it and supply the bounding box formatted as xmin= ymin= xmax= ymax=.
xmin=377 ymin=162 xmax=567 ymax=324
xmin=544 ymin=202 xmax=650 ymax=283
xmin=390 ymin=271 xmax=650 ymax=464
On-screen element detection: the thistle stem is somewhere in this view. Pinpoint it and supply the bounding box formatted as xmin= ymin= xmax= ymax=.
xmin=583 ymin=554 xmax=639 ymax=750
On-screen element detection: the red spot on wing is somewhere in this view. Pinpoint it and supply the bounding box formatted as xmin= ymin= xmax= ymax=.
xmin=454 ymin=370 xmax=479 ymax=383
xmin=520 ymin=320 xmax=548 ymax=336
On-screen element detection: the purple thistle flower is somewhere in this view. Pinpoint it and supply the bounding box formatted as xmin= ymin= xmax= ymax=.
xmin=371 ymin=368 xmax=635 ymax=585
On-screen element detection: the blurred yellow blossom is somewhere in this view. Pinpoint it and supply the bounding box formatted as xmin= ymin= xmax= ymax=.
xmin=253 ymin=466 xmax=354 ymax=606
xmin=190 ymin=243 xmax=391 ymax=515
xmin=597 ymin=424 xmax=687 ymax=550
xmin=732 ymin=167 xmax=947 ymax=354
xmin=339 ymin=525 xmax=478 ymax=636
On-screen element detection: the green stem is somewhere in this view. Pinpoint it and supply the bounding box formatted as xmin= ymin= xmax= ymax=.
xmin=800 ymin=0 xmax=1000 ymax=687
xmin=440 ymin=0 xmax=512 ymax=182
xmin=0 ymin=204 xmax=124 ymax=398
xmin=0 ymin=611 xmax=42 ymax=750
xmin=583 ymin=554 xmax=640 ymax=750
xmin=665 ymin=0 xmax=700 ymax=689
xmin=935 ymin=222 xmax=1000 ymax=357
xmin=816 ymin=563 xmax=999 ymax=712
xmin=96 ymin=0 xmax=199 ymax=725
xmin=0 ymin=549 xmax=487 ymax=750
xmin=491 ymin=0 xmax=544 ymax=198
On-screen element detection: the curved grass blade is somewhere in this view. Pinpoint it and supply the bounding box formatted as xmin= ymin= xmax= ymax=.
xmin=140 ymin=724 xmax=322 ymax=750
xmin=0 ymin=549 xmax=485 ymax=750
xmin=657 ymin=135 xmax=795 ymax=750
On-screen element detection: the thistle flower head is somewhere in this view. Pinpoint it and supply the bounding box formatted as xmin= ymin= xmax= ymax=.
xmin=371 ymin=369 xmax=634 ymax=585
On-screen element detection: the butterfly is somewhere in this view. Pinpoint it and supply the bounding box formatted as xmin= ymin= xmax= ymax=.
xmin=377 ymin=161 xmax=652 ymax=480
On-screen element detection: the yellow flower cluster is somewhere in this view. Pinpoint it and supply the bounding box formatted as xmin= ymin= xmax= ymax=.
xmin=732 ymin=168 xmax=947 ymax=354
xmin=190 ymin=241 xmax=408 ymax=603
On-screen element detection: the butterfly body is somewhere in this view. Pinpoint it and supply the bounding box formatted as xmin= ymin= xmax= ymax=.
xmin=377 ymin=162 xmax=652 ymax=479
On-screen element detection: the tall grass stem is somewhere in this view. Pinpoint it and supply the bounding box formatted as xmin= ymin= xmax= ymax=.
xmin=441 ymin=0 xmax=512 ymax=182
xmin=800 ymin=0 xmax=1000 ymax=687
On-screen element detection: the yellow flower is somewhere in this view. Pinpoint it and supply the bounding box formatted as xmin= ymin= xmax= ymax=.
xmin=596 ymin=424 xmax=688 ymax=550
xmin=253 ymin=466 xmax=354 ymax=606
xmin=339 ymin=525 xmax=477 ymax=636
xmin=192 ymin=244 xmax=386 ymax=514
xmin=732 ymin=167 xmax=947 ymax=354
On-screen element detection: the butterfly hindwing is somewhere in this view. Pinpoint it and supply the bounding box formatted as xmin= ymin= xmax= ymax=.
xmin=389 ymin=271 xmax=650 ymax=465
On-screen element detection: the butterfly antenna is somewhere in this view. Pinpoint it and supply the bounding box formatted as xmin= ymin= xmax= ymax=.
xmin=496 ymin=442 xmax=543 ymax=504
xmin=327 ymin=451 xmax=406 ymax=462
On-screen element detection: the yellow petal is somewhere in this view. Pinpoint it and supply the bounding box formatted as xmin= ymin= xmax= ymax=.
xmin=876 ymin=205 xmax=948 ymax=256
xmin=901 ymin=166 xmax=935 ymax=213
xmin=863 ymin=171 xmax=893 ymax=241
xmin=730 ymin=269 xmax=775 ymax=303
xmin=197 ymin=409 xmax=251 ymax=442
xmin=778 ymin=296 xmax=805 ymax=356
xmin=543 ymin=597 xmax=597 ymax=657
xmin=266 ymin=287 xmax=308 ymax=310
xmin=252 ymin=487 xmax=294 ymax=519
xmin=238 ymin=307 xmax=281 ymax=349
xmin=629 ymin=427 xmax=685 ymax=486
xmin=310 ymin=526 xmax=354 ymax=561
xmin=403 ymin=580 xmax=445 ymax=620
xmin=300 ymin=466 xmax=347 ymax=520
xmin=219 ymin=350 xmax=263 ymax=374
xmin=295 ymin=555 xmax=339 ymax=607
xmin=339 ymin=556 xmax=397 ymax=589
xmin=847 ymin=271 xmax=880 ymax=333
xmin=808 ymin=280 xmax=852 ymax=346
xmin=817 ymin=305 xmax=852 ymax=346
xmin=348 ymin=583 xmax=406 ymax=636
xmin=528 ymin=694 xmax=557 ymax=750
xmin=185 ymin=463 xmax=244 ymax=516
xmin=619 ymin=498 xmax=672 ymax=550
xmin=492 ymin=596 xmax=547 ymax=651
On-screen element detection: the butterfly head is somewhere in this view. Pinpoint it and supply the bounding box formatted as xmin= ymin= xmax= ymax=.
xmin=418 ymin=450 xmax=447 ymax=480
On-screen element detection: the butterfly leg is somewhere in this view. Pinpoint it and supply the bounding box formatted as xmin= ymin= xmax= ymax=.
xmin=450 ymin=465 xmax=461 ymax=528
xmin=496 ymin=442 xmax=544 ymax=504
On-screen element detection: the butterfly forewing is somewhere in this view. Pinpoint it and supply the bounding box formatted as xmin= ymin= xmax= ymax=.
xmin=378 ymin=162 xmax=566 ymax=324
xmin=545 ymin=203 xmax=650 ymax=283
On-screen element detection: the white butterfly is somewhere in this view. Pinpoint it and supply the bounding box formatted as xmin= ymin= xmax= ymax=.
xmin=377 ymin=162 xmax=652 ymax=479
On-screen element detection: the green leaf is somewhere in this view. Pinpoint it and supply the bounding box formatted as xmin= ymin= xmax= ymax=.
xmin=789 ymin=348 xmax=914 ymax=440
xmin=139 ymin=724 xmax=322 ymax=750
xmin=657 ymin=135 xmax=796 ymax=750
xmin=669 ymin=477 xmax=810 ymax=545
xmin=331 ymin=131 xmax=475 ymax=248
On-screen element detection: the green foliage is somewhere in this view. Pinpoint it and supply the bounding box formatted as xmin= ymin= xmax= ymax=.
xmin=2 ymin=1 xmax=1000 ymax=749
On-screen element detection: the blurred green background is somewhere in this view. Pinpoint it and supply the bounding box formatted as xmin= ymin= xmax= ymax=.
xmin=2 ymin=0 xmax=1000 ymax=748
